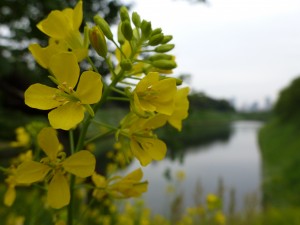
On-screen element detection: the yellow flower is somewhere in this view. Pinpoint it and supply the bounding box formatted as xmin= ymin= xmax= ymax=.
xmin=34 ymin=1 xmax=88 ymax=61
xmin=29 ymin=38 xmax=86 ymax=69
xmin=4 ymin=169 xmax=17 ymax=207
xmin=16 ymin=127 xmax=96 ymax=209
xmin=120 ymin=113 xmax=167 ymax=166
xmin=25 ymin=52 xmax=103 ymax=130
xmin=92 ymin=168 xmax=148 ymax=200
xmin=132 ymin=72 xmax=177 ymax=116
xmin=10 ymin=127 xmax=31 ymax=148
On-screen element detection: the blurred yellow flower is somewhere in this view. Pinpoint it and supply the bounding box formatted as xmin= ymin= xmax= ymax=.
xmin=120 ymin=113 xmax=167 ymax=166
xmin=92 ymin=168 xmax=148 ymax=200
xmin=10 ymin=127 xmax=30 ymax=148
xmin=16 ymin=127 xmax=96 ymax=209
xmin=25 ymin=52 xmax=103 ymax=130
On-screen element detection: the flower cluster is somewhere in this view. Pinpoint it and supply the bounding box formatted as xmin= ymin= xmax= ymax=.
xmin=1 ymin=1 xmax=189 ymax=224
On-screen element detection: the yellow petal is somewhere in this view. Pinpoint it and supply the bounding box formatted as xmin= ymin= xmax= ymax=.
xmin=47 ymin=172 xmax=70 ymax=209
xmin=4 ymin=186 xmax=16 ymax=207
xmin=38 ymin=127 xmax=61 ymax=161
xmin=130 ymin=139 xmax=152 ymax=166
xmin=63 ymin=150 xmax=95 ymax=177
xmin=135 ymin=72 xmax=159 ymax=92
xmin=91 ymin=172 xmax=107 ymax=188
xmin=48 ymin=102 xmax=85 ymax=130
xmin=73 ymin=1 xmax=83 ymax=30
xmin=76 ymin=71 xmax=103 ymax=104
xmin=25 ymin=84 xmax=61 ymax=110
xmin=37 ymin=10 xmax=70 ymax=39
xmin=49 ymin=52 xmax=79 ymax=88
xmin=16 ymin=161 xmax=51 ymax=184
xmin=132 ymin=137 xmax=167 ymax=166
xmin=123 ymin=168 xmax=143 ymax=181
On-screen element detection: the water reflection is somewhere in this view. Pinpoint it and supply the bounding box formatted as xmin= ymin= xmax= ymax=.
xmin=125 ymin=121 xmax=263 ymax=216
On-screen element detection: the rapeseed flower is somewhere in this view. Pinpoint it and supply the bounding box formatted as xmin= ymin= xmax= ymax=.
xmin=15 ymin=127 xmax=96 ymax=209
xmin=132 ymin=72 xmax=177 ymax=116
xmin=33 ymin=1 xmax=88 ymax=62
xmin=92 ymin=168 xmax=148 ymax=200
xmin=25 ymin=52 xmax=103 ymax=130
xmin=119 ymin=113 xmax=167 ymax=166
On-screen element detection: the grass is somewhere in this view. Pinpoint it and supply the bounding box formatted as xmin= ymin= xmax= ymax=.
xmin=259 ymin=117 xmax=300 ymax=208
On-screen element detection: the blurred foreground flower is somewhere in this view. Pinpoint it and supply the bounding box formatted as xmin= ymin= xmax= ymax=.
xmin=16 ymin=127 xmax=96 ymax=208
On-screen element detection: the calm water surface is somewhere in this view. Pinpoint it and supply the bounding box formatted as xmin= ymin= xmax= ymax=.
xmin=125 ymin=121 xmax=263 ymax=215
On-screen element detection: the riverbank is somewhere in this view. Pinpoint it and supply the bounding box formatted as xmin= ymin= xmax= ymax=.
xmin=259 ymin=117 xmax=300 ymax=208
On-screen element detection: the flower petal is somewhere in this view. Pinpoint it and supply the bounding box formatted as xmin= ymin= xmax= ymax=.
xmin=63 ymin=150 xmax=95 ymax=177
xmin=4 ymin=187 xmax=16 ymax=207
xmin=49 ymin=52 xmax=79 ymax=88
xmin=48 ymin=102 xmax=84 ymax=130
xmin=73 ymin=1 xmax=83 ymax=30
xmin=37 ymin=10 xmax=70 ymax=39
xmin=15 ymin=161 xmax=51 ymax=184
xmin=130 ymin=139 xmax=152 ymax=166
xmin=76 ymin=71 xmax=103 ymax=104
xmin=47 ymin=172 xmax=70 ymax=209
xmin=25 ymin=84 xmax=61 ymax=110
xmin=38 ymin=127 xmax=61 ymax=161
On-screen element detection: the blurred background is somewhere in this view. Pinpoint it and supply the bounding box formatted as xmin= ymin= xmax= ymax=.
xmin=1 ymin=0 xmax=300 ymax=224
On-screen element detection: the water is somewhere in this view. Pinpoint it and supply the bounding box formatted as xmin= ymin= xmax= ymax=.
xmin=124 ymin=121 xmax=263 ymax=215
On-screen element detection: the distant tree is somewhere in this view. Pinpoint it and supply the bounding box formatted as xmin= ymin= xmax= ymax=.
xmin=274 ymin=76 xmax=300 ymax=121
xmin=188 ymin=91 xmax=235 ymax=112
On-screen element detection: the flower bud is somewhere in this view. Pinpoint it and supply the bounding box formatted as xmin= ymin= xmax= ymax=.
xmin=89 ymin=26 xmax=107 ymax=58
xmin=94 ymin=15 xmax=113 ymax=40
xmin=161 ymin=35 xmax=173 ymax=44
xmin=151 ymin=60 xmax=177 ymax=70
xmin=83 ymin=25 xmax=90 ymax=48
xmin=148 ymin=53 xmax=173 ymax=61
xmin=117 ymin=23 xmax=125 ymax=45
xmin=148 ymin=33 xmax=164 ymax=46
xmin=120 ymin=6 xmax=130 ymax=22
xmin=154 ymin=44 xmax=175 ymax=53
xmin=132 ymin=12 xmax=141 ymax=27
xmin=141 ymin=20 xmax=152 ymax=39
xmin=121 ymin=21 xmax=133 ymax=41
xmin=120 ymin=59 xmax=132 ymax=71
xmin=151 ymin=28 xmax=162 ymax=37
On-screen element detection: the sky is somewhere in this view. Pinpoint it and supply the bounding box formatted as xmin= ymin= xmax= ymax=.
xmin=121 ymin=0 xmax=300 ymax=109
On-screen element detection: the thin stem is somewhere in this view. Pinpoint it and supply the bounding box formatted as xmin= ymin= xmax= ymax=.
xmin=107 ymin=96 xmax=129 ymax=101
xmin=68 ymin=130 xmax=76 ymax=225
xmin=84 ymin=130 xmax=114 ymax=145
xmin=111 ymin=87 xmax=127 ymax=96
xmin=87 ymin=56 xmax=99 ymax=73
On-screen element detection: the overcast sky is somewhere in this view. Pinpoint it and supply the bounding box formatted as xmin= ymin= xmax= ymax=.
xmin=121 ymin=0 xmax=300 ymax=109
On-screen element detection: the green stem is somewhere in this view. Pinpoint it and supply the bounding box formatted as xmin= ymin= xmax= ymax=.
xmin=107 ymin=96 xmax=129 ymax=101
xmin=87 ymin=56 xmax=99 ymax=73
xmin=68 ymin=130 xmax=76 ymax=225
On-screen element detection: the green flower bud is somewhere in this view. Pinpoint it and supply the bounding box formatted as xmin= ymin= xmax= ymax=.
xmin=148 ymin=53 xmax=173 ymax=61
xmin=121 ymin=21 xmax=133 ymax=41
xmin=154 ymin=44 xmax=175 ymax=53
xmin=94 ymin=15 xmax=113 ymax=40
xmin=151 ymin=28 xmax=162 ymax=37
xmin=120 ymin=59 xmax=132 ymax=71
xmin=141 ymin=20 xmax=152 ymax=39
xmin=118 ymin=23 xmax=125 ymax=45
xmin=148 ymin=33 xmax=164 ymax=46
xmin=151 ymin=60 xmax=177 ymax=70
xmin=161 ymin=35 xmax=173 ymax=44
xmin=89 ymin=26 xmax=107 ymax=58
xmin=132 ymin=12 xmax=141 ymax=27
xmin=83 ymin=25 xmax=90 ymax=48
xmin=120 ymin=6 xmax=130 ymax=22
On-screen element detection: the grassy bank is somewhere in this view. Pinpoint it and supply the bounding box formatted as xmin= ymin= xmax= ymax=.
xmin=259 ymin=117 xmax=300 ymax=207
